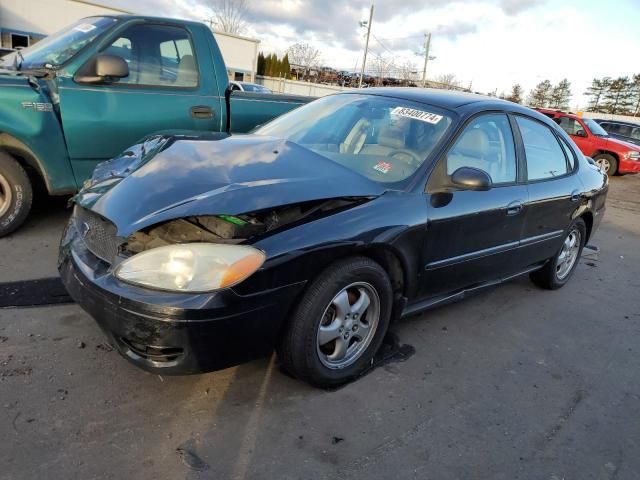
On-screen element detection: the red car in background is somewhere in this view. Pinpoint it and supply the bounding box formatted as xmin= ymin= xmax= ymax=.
xmin=536 ymin=108 xmax=640 ymax=175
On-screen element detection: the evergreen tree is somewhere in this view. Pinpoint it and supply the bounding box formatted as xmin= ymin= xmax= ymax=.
xmin=506 ymin=84 xmax=523 ymax=104
xmin=631 ymin=74 xmax=640 ymax=117
xmin=527 ymin=80 xmax=552 ymax=108
xmin=549 ymin=79 xmax=572 ymax=110
xmin=282 ymin=53 xmax=290 ymax=79
xmin=603 ymin=76 xmax=633 ymax=114
xmin=585 ymin=77 xmax=610 ymax=113
xmin=257 ymin=52 xmax=265 ymax=76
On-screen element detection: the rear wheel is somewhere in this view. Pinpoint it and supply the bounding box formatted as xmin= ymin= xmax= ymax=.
xmin=530 ymin=218 xmax=586 ymax=290
xmin=593 ymin=153 xmax=617 ymax=176
xmin=277 ymin=256 xmax=393 ymax=387
xmin=0 ymin=152 xmax=33 ymax=237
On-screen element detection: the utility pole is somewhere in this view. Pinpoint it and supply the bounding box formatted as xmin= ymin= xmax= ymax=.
xmin=421 ymin=32 xmax=431 ymax=88
xmin=359 ymin=4 xmax=374 ymax=88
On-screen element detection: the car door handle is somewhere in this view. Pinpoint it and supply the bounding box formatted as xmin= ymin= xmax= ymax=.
xmin=506 ymin=201 xmax=523 ymax=216
xmin=190 ymin=106 xmax=214 ymax=119
xmin=570 ymin=190 xmax=582 ymax=202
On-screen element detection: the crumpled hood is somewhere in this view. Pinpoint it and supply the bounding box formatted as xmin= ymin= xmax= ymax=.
xmin=75 ymin=135 xmax=386 ymax=236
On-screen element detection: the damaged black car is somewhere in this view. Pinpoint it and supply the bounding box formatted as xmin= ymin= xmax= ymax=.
xmin=59 ymin=89 xmax=608 ymax=387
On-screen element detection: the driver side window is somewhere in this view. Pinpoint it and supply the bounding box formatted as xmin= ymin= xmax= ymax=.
xmin=446 ymin=114 xmax=516 ymax=185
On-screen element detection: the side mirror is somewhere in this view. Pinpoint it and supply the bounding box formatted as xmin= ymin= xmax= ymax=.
xmin=451 ymin=167 xmax=493 ymax=191
xmin=75 ymin=54 xmax=129 ymax=84
xmin=574 ymin=129 xmax=587 ymax=138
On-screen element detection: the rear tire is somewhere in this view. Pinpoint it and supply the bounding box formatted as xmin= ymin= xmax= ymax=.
xmin=593 ymin=153 xmax=618 ymax=176
xmin=0 ymin=152 xmax=33 ymax=237
xmin=277 ymin=256 xmax=393 ymax=388
xmin=530 ymin=218 xmax=586 ymax=290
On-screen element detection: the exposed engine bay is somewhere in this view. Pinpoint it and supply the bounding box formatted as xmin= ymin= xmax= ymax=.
xmin=125 ymin=197 xmax=369 ymax=254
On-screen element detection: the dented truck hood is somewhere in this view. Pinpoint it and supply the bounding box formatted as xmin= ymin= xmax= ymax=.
xmin=75 ymin=134 xmax=386 ymax=236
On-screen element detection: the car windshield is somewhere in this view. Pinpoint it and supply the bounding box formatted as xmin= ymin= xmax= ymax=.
xmin=584 ymin=118 xmax=608 ymax=136
xmin=254 ymin=94 xmax=453 ymax=184
xmin=1 ymin=17 xmax=116 ymax=70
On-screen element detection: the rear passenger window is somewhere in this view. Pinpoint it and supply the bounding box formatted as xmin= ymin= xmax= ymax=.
xmin=559 ymin=138 xmax=576 ymax=170
xmin=446 ymin=114 xmax=517 ymax=184
xmin=516 ymin=117 xmax=568 ymax=180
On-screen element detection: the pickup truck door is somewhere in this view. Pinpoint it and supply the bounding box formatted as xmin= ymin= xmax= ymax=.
xmin=57 ymin=21 xmax=224 ymax=184
xmin=556 ymin=116 xmax=596 ymax=157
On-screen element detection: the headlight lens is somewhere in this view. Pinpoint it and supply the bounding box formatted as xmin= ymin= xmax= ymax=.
xmin=628 ymin=151 xmax=640 ymax=159
xmin=114 ymin=243 xmax=265 ymax=292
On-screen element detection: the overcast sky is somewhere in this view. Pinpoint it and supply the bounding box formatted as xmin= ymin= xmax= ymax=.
xmin=98 ymin=0 xmax=640 ymax=108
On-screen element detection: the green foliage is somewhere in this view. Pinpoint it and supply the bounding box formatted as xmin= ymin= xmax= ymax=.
xmin=585 ymin=75 xmax=640 ymax=115
xmin=257 ymin=51 xmax=291 ymax=78
xmin=506 ymin=84 xmax=523 ymax=104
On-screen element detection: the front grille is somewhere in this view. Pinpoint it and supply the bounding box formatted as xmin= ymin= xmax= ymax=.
xmin=74 ymin=207 xmax=122 ymax=264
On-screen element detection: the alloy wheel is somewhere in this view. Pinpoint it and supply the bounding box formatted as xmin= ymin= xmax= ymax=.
xmin=0 ymin=173 xmax=12 ymax=218
xmin=556 ymin=228 xmax=581 ymax=280
xmin=316 ymin=282 xmax=380 ymax=369
xmin=595 ymin=157 xmax=611 ymax=173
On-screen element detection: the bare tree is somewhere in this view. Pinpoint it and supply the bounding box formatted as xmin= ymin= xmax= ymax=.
xmin=370 ymin=54 xmax=392 ymax=86
xmin=208 ymin=0 xmax=248 ymax=35
xmin=434 ymin=73 xmax=461 ymax=89
xmin=399 ymin=60 xmax=417 ymax=86
xmin=286 ymin=43 xmax=321 ymax=81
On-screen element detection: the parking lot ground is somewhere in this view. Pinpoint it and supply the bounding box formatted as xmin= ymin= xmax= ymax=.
xmin=1 ymin=176 xmax=640 ymax=480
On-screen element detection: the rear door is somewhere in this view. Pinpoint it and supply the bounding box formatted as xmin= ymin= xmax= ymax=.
xmin=514 ymin=116 xmax=583 ymax=265
xmin=420 ymin=112 xmax=528 ymax=298
xmin=58 ymin=21 xmax=223 ymax=183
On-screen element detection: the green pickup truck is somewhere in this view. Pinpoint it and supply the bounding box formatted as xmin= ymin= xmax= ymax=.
xmin=0 ymin=15 xmax=310 ymax=236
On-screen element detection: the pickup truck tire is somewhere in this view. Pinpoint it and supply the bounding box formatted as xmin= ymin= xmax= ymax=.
xmin=593 ymin=153 xmax=617 ymax=176
xmin=277 ymin=256 xmax=393 ymax=388
xmin=0 ymin=152 xmax=33 ymax=237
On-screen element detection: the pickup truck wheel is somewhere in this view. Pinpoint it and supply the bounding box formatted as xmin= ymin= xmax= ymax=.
xmin=277 ymin=256 xmax=393 ymax=388
xmin=530 ymin=218 xmax=586 ymax=290
xmin=593 ymin=154 xmax=617 ymax=175
xmin=0 ymin=152 xmax=33 ymax=237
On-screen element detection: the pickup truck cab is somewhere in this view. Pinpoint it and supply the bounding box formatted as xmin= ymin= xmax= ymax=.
xmin=0 ymin=15 xmax=309 ymax=236
xmin=536 ymin=108 xmax=640 ymax=176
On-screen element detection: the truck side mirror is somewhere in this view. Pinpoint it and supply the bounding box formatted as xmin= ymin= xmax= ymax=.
xmin=75 ymin=54 xmax=129 ymax=84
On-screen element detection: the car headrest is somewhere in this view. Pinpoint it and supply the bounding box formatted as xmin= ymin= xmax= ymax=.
xmin=377 ymin=125 xmax=406 ymax=149
xmin=455 ymin=128 xmax=489 ymax=158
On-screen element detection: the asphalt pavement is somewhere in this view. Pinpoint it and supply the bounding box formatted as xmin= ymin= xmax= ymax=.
xmin=1 ymin=176 xmax=639 ymax=480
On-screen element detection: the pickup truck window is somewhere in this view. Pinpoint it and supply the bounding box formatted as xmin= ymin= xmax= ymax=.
xmin=2 ymin=17 xmax=116 ymax=69
xmin=101 ymin=24 xmax=198 ymax=88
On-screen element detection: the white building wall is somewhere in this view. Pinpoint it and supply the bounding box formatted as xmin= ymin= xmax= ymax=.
xmin=213 ymin=30 xmax=259 ymax=82
xmin=0 ymin=0 xmax=125 ymax=40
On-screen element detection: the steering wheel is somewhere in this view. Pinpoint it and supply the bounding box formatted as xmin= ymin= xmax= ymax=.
xmin=389 ymin=149 xmax=423 ymax=168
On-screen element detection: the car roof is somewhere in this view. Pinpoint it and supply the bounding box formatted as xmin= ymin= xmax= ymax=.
xmin=535 ymin=108 xmax=584 ymax=120
xmin=594 ymin=118 xmax=640 ymax=127
xmin=344 ymin=87 xmax=513 ymax=109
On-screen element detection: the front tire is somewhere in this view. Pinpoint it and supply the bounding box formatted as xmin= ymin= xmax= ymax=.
xmin=0 ymin=152 xmax=33 ymax=237
xmin=277 ymin=256 xmax=393 ymax=388
xmin=530 ymin=218 xmax=586 ymax=290
xmin=593 ymin=153 xmax=618 ymax=176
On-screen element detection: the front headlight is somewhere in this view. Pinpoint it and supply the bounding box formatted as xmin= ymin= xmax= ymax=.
xmin=628 ymin=151 xmax=640 ymax=160
xmin=114 ymin=243 xmax=265 ymax=292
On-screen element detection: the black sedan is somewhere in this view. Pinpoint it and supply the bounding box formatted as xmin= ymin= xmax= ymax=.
xmin=59 ymin=89 xmax=608 ymax=387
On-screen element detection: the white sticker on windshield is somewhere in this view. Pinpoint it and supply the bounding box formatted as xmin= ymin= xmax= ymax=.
xmin=74 ymin=23 xmax=97 ymax=33
xmin=391 ymin=106 xmax=443 ymax=124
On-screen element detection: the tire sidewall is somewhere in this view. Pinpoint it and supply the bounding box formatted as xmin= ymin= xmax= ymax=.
xmin=298 ymin=259 xmax=393 ymax=386
xmin=0 ymin=154 xmax=33 ymax=237
xmin=548 ymin=218 xmax=586 ymax=288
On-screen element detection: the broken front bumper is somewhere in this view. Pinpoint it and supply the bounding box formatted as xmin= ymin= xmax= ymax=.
xmin=58 ymin=224 xmax=305 ymax=375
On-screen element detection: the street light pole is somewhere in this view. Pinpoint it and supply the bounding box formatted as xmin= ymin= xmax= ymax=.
xmin=421 ymin=32 xmax=431 ymax=88
xmin=359 ymin=4 xmax=374 ymax=88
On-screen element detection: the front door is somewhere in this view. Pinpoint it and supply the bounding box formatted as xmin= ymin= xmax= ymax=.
xmin=58 ymin=21 xmax=222 ymax=184
xmin=556 ymin=116 xmax=596 ymax=157
xmin=420 ymin=113 xmax=528 ymax=298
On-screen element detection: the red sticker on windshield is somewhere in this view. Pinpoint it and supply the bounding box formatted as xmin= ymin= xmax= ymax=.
xmin=374 ymin=161 xmax=392 ymax=174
